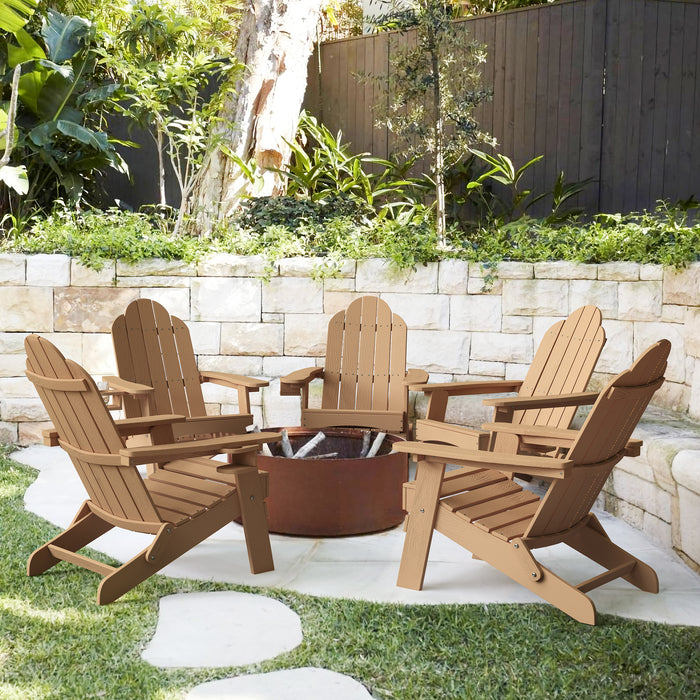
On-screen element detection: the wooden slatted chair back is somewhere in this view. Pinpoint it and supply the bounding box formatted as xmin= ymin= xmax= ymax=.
xmin=25 ymin=335 xmax=162 ymax=524
xmin=514 ymin=305 xmax=606 ymax=430
xmin=112 ymin=298 xmax=206 ymax=419
xmin=322 ymin=296 xmax=408 ymax=414
xmin=525 ymin=339 xmax=670 ymax=539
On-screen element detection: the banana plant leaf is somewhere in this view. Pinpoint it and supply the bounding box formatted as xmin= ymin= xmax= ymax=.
xmin=41 ymin=9 xmax=91 ymax=64
xmin=0 ymin=164 xmax=28 ymax=194
xmin=0 ymin=0 xmax=38 ymax=33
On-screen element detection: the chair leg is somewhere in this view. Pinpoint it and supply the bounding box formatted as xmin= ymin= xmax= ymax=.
xmin=235 ymin=468 xmax=274 ymax=574
xmin=27 ymin=502 xmax=113 ymax=576
xmin=567 ymin=516 xmax=659 ymax=593
xmin=397 ymin=459 xmax=445 ymax=591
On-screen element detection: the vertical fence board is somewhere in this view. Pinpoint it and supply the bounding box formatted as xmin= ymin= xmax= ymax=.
xmin=682 ymin=4 xmax=700 ymax=200
xmin=523 ymin=10 xmax=539 ymax=197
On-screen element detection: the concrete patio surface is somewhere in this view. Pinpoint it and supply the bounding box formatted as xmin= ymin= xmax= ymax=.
xmin=13 ymin=444 xmax=700 ymax=626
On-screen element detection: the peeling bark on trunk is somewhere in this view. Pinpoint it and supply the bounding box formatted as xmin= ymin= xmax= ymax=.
xmin=192 ymin=0 xmax=323 ymax=229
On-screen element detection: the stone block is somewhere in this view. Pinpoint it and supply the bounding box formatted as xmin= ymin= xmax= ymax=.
xmin=192 ymin=278 xmax=261 ymax=322
xmin=596 ymin=320 xmax=633 ymax=374
xmin=71 ymin=260 xmax=116 ymax=286
xmin=569 ymin=280 xmax=618 ymax=318
xmin=494 ymin=262 xmax=533 ymax=279
xmin=284 ymin=314 xmax=331 ymax=356
xmin=383 ymin=293 xmax=450 ymax=330
xmin=221 ymin=322 xmax=283 ymax=356
xmin=356 ymin=259 xmax=437 ymax=294
xmin=450 ymin=295 xmax=501 ymax=332
xmin=672 ymin=450 xmax=700 ymax=567
xmin=467 ymin=276 xmax=502 ymax=295
xmin=197 ymin=253 xmax=269 ymax=277
xmin=534 ymin=262 xmax=597 ymax=279
xmin=140 ymin=288 xmax=190 ymax=319
xmin=501 ymin=316 xmax=532 ymax=334
xmin=642 ymin=512 xmax=672 ymax=548
xmin=186 ymin=322 xmax=221 ymax=355
xmin=505 ymin=363 xmax=530 ymax=381
xmin=201 ymin=382 xmax=263 ymax=407
xmin=54 ymin=288 xmax=139 ymax=332
xmin=663 ymin=263 xmax=700 ymax=306
xmin=653 ymin=381 xmax=690 ymax=413
xmin=0 ymin=332 xmax=27 ymax=353
xmin=118 ymin=275 xmax=190 ymax=288
xmin=502 ymin=279 xmax=568 ymax=316
xmin=0 ymin=354 xmax=27 ymax=377
xmin=633 ymin=321 xmax=685 ymax=382
xmin=532 ymin=316 xmax=562 ymax=347
xmin=438 ymin=259 xmax=469 ymax=293
xmin=262 ymin=277 xmax=323 ymax=314
xmin=263 ymin=356 xmax=316 ymax=378
xmin=685 ymin=307 xmax=700 ymax=358
xmin=640 ymin=264 xmax=663 ymax=281
xmin=597 ymin=262 xmax=640 ymax=281
xmin=82 ymin=334 xmax=117 ymax=376
xmin=618 ymin=281 xmax=663 ymax=321
xmin=117 ymin=259 xmax=196 ymax=277
xmin=0 ymin=377 xmax=32 ymax=397
xmin=44 ymin=333 xmax=83 ymax=363
xmin=1 ymin=398 xmax=48 ymax=421
xmin=18 ymin=420 xmax=52 ymax=446
xmin=323 ymin=277 xmax=355 ymax=292
xmin=0 ymin=421 xmax=18 ymax=443
xmin=470 ymin=332 xmax=533 ymax=364
xmin=661 ymin=304 xmax=686 ymax=323
xmin=690 ymin=358 xmax=700 ymax=421
xmin=198 ymin=354 xmax=262 ymax=377
xmin=26 ymin=254 xmax=70 ymax=286
xmin=278 ymin=256 xmax=325 ymax=276
xmin=646 ymin=436 xmax=700 ymax=493
xmin=0 ymin=254 xmax=25 ymax=285
xmin=261 ymin=380 xmax=302 ymax=429
xmin=407 ymin=330 xmax=470 ymax=374
xmin=468 ymin=360 xmax=505 ymax=377
xmin=0 ymin=288 xmax=53 ymax=332
xmin=323 ymin=291 xmax=363 ymax=315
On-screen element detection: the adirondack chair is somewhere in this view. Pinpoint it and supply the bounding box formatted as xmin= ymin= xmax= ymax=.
xmin=25 ymin=335 xmax=280 ymax=604
xmin=394 ymin=339 xmax=670 ymax=624
xmin=413 ymin=305 xmax=606 ymax=451
xmin=106 ymin=298 xmax=267 ymax=442
xmin=280 ymin=296 xmax=429 ymax=434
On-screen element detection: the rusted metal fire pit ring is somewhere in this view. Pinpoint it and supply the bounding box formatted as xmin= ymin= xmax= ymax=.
xmin=257 ymin=427 xmax=407 ymax=537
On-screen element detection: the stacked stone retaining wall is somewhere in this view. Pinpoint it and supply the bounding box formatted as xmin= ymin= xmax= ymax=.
xmin=1 ymin=254 xmax=698 ymax=570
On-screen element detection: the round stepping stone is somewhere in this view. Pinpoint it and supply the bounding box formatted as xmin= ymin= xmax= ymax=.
xmin=141 ymin=591 xmax=302 ymax=668
xmin=186 ymin=668 xmax=374 ymax=699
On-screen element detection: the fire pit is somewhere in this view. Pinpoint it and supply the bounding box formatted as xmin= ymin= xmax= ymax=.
xmin=257 ymin=427 xmax=407 ymax=536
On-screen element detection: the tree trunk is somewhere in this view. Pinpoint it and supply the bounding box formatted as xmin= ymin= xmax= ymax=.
xmin=192 ymin=0 xmax=323 ymax=230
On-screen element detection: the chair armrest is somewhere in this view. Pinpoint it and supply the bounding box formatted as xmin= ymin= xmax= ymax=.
xmin=393 ymin=440 xmax=572 ymax=480
xmin=404 ymin=369 xmax=429 ymax=385
xmin=114 ymin=414 xmax=186 ymax=437
xmin=482 ymin=391 xmax=599 ymax=411
xmin=279 ymin=367 xmax=324 ymax=400
xmin=409 ymin=379 xmax=524 ymax=395
xmin=120 ymin=431 xmax=281 ymax=466
xmin=102 ymin=376 xmax=153 ymax=395
xmin=199 ymin=370 xmax=268 ymax=391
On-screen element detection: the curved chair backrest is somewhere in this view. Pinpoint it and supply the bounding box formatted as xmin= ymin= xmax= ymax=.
xmin=526 ymin=339 xmax=670 ymax=539
xmin=515 ymin=305 xmax=606 ymax=430
xmin=112 ymin=298 xmax=206 ymax=419
xmin=321 ymin=295 xmax=408 ymax=414
xmin=25 ymin=335 xmax=161 ymax=524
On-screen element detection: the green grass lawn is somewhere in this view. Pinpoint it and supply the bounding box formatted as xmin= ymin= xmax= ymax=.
xmin=2 ymin=453 xmax=699 ymax=699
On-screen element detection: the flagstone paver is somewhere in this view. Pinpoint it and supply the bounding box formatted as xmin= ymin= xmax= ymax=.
xmin=186 ymin=668 xmax=373 ymax=699
xmin=141 ymin=591 xmax=303 ymax=668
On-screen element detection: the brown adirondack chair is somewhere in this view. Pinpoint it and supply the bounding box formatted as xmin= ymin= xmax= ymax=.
xmin=107 ymin=298 xmax=267 ymax=441
xmin=394 ymin=339 xmax=670 ymax=624
xmin=414 ymin=305 xmax=606 ymax=451
xmin=280 ymin=296 xmax=428 ymax=434
xmin=25 ymin=335 xmax=279 ymax=604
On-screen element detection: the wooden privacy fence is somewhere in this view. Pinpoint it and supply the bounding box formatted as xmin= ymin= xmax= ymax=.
xmin=303 ymin=0 xmax=700 ymax=215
